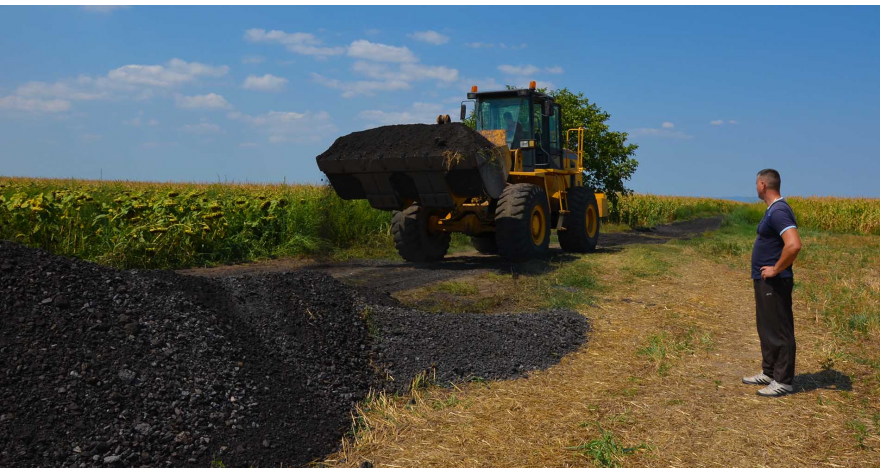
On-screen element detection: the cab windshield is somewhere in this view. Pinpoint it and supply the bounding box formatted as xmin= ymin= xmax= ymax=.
xmin=476 ymin=97 xmax=531 ymax=148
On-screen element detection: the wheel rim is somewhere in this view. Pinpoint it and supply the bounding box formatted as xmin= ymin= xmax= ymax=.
xmin=530 ymin=205 xmax=546 ymax=245
xmin=586 ymin=204 xmax=598 ymax=238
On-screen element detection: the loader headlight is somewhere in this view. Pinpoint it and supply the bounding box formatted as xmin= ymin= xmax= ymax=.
xmin=519 ymin=140 xmax=535 ymax=148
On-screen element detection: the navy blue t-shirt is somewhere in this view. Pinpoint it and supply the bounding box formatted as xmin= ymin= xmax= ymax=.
xmin=751 ymin=198 xmax=798 ymax=280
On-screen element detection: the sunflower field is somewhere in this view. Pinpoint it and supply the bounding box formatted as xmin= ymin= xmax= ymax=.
xmin=0 ymin=178 xmax=390 ymax=268
xmin=2 ymin=177 xmax=876 ymax=268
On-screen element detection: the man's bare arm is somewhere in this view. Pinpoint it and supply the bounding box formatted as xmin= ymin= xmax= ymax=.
xmin=760 ymin=228 xmax=802 ymax=279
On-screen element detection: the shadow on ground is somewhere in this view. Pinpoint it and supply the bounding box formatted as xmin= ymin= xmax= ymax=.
xmin=182 ymin=217 xmax=724 ymax=295
xmin=794 ymin=369 xmax=853 ymax=393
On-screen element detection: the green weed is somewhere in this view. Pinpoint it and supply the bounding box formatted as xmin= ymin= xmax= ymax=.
xmin=568 ymin=425 xmax=646 ymax=467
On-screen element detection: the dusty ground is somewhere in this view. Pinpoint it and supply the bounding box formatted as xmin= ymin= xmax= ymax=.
xmin=180 ymin=216 xmax=723 ymax=292
xmin=312 ymin=218 xmax=879 ymax=468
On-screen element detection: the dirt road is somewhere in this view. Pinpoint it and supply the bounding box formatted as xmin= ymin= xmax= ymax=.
xmin=181 ymin=216 xmax=723 ymax=295
xmin=324 ymin=217 xmax=879 ymax=468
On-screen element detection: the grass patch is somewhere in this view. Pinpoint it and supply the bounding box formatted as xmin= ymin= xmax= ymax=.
xmin=846 ymin=419 xmax=869 ymax=450
xmin=619 ymin=245 xmax=679 ymax=279
xmin=637 ymin=327 xmax=707 ymax=376
xmin=567 ymin=425 xmax=646 ymax=467
xmin=683 ymin=206 xmax=880 ymax=339
xmin=434 ymin=280 xmax=479 ymax=296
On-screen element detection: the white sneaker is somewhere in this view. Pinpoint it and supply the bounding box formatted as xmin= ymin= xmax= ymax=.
xmin=742 ymin=373 xmax=772 ymax=385
xmin=757 ymin=380 xmax=793 ymax=397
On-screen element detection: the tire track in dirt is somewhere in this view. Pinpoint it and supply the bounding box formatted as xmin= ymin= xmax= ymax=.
xmin=181 ymin=216 xmax=723 ymax=294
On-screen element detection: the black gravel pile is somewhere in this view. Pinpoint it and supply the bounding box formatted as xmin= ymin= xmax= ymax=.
xmin=0 ymin=240 xmax=589 ymax=467
xmin=372 ymin=307 xmax=589 ymax=391
xmin=316 ymin=123 xmax=495 ymax=162
xmin=0 ymin=241 xmax=371 ymax=468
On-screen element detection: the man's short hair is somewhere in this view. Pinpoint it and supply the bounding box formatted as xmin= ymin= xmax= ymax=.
xmin=757 ymin=168 xmax=781 ymax=191
xmin=503 ymin=112 xmax=513 ymax=120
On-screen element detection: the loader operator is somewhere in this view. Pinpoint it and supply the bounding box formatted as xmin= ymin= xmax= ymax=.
xmin=742 ymin=168 xmax=802 ymax=397
xmin=503 ymin=112 xmax=524 ymax=148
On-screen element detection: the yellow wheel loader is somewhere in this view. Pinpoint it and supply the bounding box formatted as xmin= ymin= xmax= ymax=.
xmin=316 ymin=82 xmax=608 ymax=262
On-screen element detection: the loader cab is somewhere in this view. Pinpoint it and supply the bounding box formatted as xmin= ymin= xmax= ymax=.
xmin=469 ymin=88 xmax=563 ymax=172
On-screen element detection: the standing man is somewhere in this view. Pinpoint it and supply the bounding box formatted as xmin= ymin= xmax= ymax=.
xmin=743 ymin=169 xmax=803 ymax=397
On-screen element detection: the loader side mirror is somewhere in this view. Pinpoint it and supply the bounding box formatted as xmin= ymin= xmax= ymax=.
xmin=460 ymin=103 xmax=467 ymax=121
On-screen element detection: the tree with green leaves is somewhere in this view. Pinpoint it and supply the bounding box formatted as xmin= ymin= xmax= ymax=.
xmin=550 ymin=88 xmax=639 ymax=205
xmin=463 ymin=87 xmax=639 ymax=205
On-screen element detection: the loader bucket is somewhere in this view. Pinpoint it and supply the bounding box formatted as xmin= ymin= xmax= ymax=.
xmin=316 ymin=123 xmax=510 ymax=211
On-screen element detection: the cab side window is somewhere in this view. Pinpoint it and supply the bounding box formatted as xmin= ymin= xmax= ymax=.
xmin=549 ymin=105 xmax=560 ymax=151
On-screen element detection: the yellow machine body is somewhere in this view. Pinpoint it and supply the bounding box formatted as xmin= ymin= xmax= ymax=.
xmin=427 ymin=127 xmax=606 ymax=237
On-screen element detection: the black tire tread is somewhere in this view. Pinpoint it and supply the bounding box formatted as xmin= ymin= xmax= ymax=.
xmin=495 ymin=183 xmax=550 ymax=261
xmin=391 ymin=205 xmax=450 ymax=262
xmin=470 ymin=235 xmax=498 ymax=255
xmin=558 ymin=186 xmax=600 ymax=252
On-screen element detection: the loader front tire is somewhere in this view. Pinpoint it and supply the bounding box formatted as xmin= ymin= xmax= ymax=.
xmin=392 ymin=204 xmax=450 ymax=262
xmin=470 ymin=235 xmax=498 ymax=255
xmin=495 ymin=183 xmax=551 ymax=261
xmin=558 ymin=186 xmax=600 ymax=253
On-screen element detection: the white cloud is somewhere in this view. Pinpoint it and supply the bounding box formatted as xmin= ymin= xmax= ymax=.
xmin=499 ymin=64 xmax=563 ymax=77
xmin=242 ymin=55 xmax=266 ymax=65
xmin=408 ymin=30 xmax=450 ymax=45
xmin=107 ymin=58 xmax=228 ymax=88
xmin=364 ymin=28 xmax=380 ymax=36
xmin=631 ymin=125 xmax=693 ymax=139
xmin=242 ymin=74 xmax=288 ymax=92
xmin=0 ymin=95 xmax=71 ymax=113
xmin=148 ymin=118 xmax=159 ymax=126
xmin=16 ymin=81 xmax=108 ymax=101
xmin=347 ymin=39 xmax=417 ymax=63
xmin=312 ymin=72 xmax=410 ymax=99
xmin=498 ymin=64 xmax=540 ymax=76
xmin=175 ymin=93 xmax=232 ymax=110
xmin=729 ymin=120 xmax=738 ymax=124
xmin=81 ymin=134 xmax=102 ymax=142
xmin=244 ymin=28 xmax=345 ymax=57
xmin=228 ymin=110 xmax=337 ymax=143
xmin=401 ymin=63 xmax=458 ymax=82
xmin=465 ymin=42 xmax=527 ymax=50
xmin=710 ymin=119 xmax=724 ymax=125
xmin=352 ymin=61 xmax=458 ymax=83
xmin=181 ymin=122 xmax=222 ymax=134
xmin=358 ymin=102 xmax=446 ymax=127
xmin=80 ymin=6 xmax=130 ymax=13
xmin=239 ymin=142 xmax=259 ymax=148
xmin=316 ymin=60 xmax=458 ymax=99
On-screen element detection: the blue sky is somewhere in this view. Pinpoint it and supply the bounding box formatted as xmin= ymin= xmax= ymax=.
xmin=1 ymin=6 xmax=878 ymax=197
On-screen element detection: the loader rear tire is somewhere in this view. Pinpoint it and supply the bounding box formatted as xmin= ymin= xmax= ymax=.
xmin=558 ymin=186 xmax=600 ymax=253
xmin=470 ymin=235 xmax=498 ymax=255
xmin=495 ymin=183 xmax=551 ymax=261
xmin=392 ymin=204 xmax=450 ymax=262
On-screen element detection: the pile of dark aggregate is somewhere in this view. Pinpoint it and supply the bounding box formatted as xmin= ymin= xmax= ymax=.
xmin=0 ymin=241 xmax=371 ymax=468
xmin=316 ymin=123 xmax=496 ymax=162
xmin=0 ymin=240 xmax=589 ymax=467
xmin=372 ymin=307 xmax=589 ymax=391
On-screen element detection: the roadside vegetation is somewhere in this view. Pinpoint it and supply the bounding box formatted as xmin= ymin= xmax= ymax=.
xmin=330 ymin=208 xmax=878 ymax=467
xmin=4 ymin=177 xmax=875 ymax=270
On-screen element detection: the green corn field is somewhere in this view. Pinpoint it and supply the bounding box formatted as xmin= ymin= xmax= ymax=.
xmin=1 ymin=177 xmax=876 ymax=269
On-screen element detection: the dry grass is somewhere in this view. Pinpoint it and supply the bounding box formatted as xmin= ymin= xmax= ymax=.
xmin=325 ymin=230 xmax=880 ymax=467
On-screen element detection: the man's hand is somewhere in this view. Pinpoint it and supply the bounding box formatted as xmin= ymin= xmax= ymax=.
xmin=760 ymin=266 xmax=779 ymax=279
